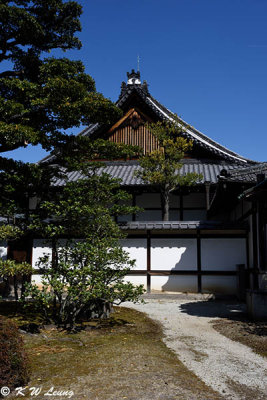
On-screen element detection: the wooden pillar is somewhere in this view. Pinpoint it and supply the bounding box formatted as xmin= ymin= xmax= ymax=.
xmin=197 ymin=230 xmax=202 ymax=293
xmin=252 ymin=202 xmax=259 ymax=289
xmin=205 ymin=182 xmax=211 ymax=211
xmin=147 ymin=230 xmax=151 ymax=293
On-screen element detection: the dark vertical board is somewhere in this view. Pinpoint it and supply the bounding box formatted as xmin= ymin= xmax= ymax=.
xmin=132 ymin=193 xmax=136 ymax=222
xmin=147 ymin=230 xmax=151 ymax=293
xmin=197 ymin=230 xmax=202 ymax=293
xmin=180 ymin=194 xmax=184 ymax=221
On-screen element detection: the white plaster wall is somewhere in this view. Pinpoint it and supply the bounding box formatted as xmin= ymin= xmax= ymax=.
xmin=121 ymin=238 xmax=147 ymax=270
xmin=32 ymin=239 xmax=52 ymax=269
xmin=31 ymin=273 xmax=43 ymax=287
xmin=183 ymin=193 xmax=206 ymax=208
xmin=123 ymin=275 xmax=147 ymax=290
xmin=151 ymin=238 xmax=197 ymax=270
xmin=151 ymin=276 xmax=198 ymax=292
xmin=201 ymin=238 xmax=246 ymax=271
xmin=0 ymin=241 xmax=7 ymax=260
xmin=202 ymin=276 xmax=237 ymax=294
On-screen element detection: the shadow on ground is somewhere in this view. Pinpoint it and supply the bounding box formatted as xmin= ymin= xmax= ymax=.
xmin=180 ymin=299 xmax=247 ymax=320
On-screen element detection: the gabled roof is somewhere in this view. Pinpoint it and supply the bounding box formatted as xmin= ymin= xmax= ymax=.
xmin=114 ymin=70 xmax=255 ymax=165
xmin=40 ymin=70 xmax=257 ymax=169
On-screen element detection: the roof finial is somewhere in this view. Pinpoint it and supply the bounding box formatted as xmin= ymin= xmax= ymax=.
xmin=127 ymin=69 xmax=141 ymax=85
xmin=137 ymin=54 xmax=140 ymax=72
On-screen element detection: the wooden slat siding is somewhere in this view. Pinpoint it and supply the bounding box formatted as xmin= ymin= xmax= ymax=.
xmin=108 ymin=125 xmax=160 ymax=155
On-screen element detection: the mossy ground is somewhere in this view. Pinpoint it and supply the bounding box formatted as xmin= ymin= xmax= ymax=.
xmin=0 ymin=302 xmax=222 ymax=400
xmin=212 ymin=318 xmax=267 ymax=358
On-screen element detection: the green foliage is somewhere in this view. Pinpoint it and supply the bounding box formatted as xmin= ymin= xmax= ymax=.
xmin=0 ymin=0 xmax=124 ymax=239
xmin=24 ymin=168 xmax=144 ymax=330
xmin=0 ymin=316 xmax=29 ymax=389
xmin=31 ymin=167 xmax=140 ymax=239
xmin=0 ymin=259 xmax=33 ymax=300
xmin=0 ymin=225 xmax=22 ymax=240
xmin=136 ymin=120 xmax=202 ymax=220
xmin=25 ymin=240 xmax=144 ymax=330
xmin=0 ymin=259 xmax=33 ymax=278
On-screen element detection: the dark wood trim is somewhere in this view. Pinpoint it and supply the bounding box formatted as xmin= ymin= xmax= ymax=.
xmin=180 ymin=194 xmax=184 ymax=221
xmin=252 ymin=202 xmax=259 ymax=289
xmin=197 ymin=230 xmax=202 ymax=293
xmin=132 ymin=193 xmax=136 ymax=222
xmin=246 ymin=233 xmax=250 ymax=270
xmin=237 ymin=207 xmax=253 ymax=222
xmin=147 ymin=230 xmax=151 ymax=292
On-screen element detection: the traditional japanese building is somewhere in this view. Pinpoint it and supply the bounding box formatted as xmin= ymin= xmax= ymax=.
xmin=18 ymin=71 xmax=267 ymax=295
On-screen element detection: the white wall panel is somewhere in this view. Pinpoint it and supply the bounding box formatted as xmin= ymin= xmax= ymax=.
xmin=120 ymin=239 xmax=147 ymax=270
xmin=151 ymin=238 xmax=197 ymax=270
xmin=31 ymin=274 xmax=43 ymax=287
xmin=151 ymin=276 xmax=197 ymax=292
xmin=0 ymin=241 xmax=7 ymax=260
xmin=201 ymin=238 xmax=246 ymax=271
xmin=32 ymin=239 xmax=52 ymax=269
xmin=123 ymin=275 xmax=147 ymax=289
xmin=202 ymin=276 xmax=237 ymax=294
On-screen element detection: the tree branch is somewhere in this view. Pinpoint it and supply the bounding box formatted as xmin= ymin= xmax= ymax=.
xmin=0 ymin=70 xmax=24 ymax=79
xmin=0 ymin=141 xmax=28 ymax=153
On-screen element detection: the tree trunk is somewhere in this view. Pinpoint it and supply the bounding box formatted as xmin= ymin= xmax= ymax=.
xmin=161 ymin=189 xmax=170 ymax=221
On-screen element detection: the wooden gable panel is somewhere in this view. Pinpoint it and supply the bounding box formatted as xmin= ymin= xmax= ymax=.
xmin=106 ymin=108 xmax=159 ymax=154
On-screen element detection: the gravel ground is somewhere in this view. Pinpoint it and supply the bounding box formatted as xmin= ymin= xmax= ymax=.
xmin=123 ymin=295 xmax=267 ymax=400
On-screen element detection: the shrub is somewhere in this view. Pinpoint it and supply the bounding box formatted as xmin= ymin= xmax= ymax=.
xmin=0 ymin=260 xmax=33 ymax=300
xmin=24 ymin=239 xmax=145 ymax=330
xmin=0 ymin=316 xmax=29 ymax=390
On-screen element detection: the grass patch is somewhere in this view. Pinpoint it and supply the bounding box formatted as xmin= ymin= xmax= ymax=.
xmin=1 ymin=305 xmax=222 ymax=400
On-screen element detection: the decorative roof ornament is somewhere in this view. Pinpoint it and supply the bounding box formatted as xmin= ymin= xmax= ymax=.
xmin=118 ymin=70 xmax=150 ymax=100
xmin=127 ymin=69 xmax=141 ymax=85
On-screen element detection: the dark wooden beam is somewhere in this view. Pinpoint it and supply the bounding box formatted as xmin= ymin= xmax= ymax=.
xmin=147 ymin=230 xmax=151 ymax=293
xmin=197 ymin=229 xmax=202 ymax=293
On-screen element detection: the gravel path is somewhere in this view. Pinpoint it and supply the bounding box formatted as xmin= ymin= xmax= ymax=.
xmin=124 ymin=296 xmax=267 ymax=399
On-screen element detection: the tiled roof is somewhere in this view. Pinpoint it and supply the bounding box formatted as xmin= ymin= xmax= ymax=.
xmin=119 ymin=221 xmax=247 ymax=231
xmin=227 ymin=162 xmax=267 ymax=183
xmin=53 ymin=160 xmax=243 ymax=187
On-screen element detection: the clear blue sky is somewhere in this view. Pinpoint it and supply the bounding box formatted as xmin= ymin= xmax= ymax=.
xmin=5 ymin=0 xmax=267 ymax=162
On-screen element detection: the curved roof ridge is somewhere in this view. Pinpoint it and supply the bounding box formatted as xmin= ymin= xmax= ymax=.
xmin=117 ymin=83 xmax=257 ymax=165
